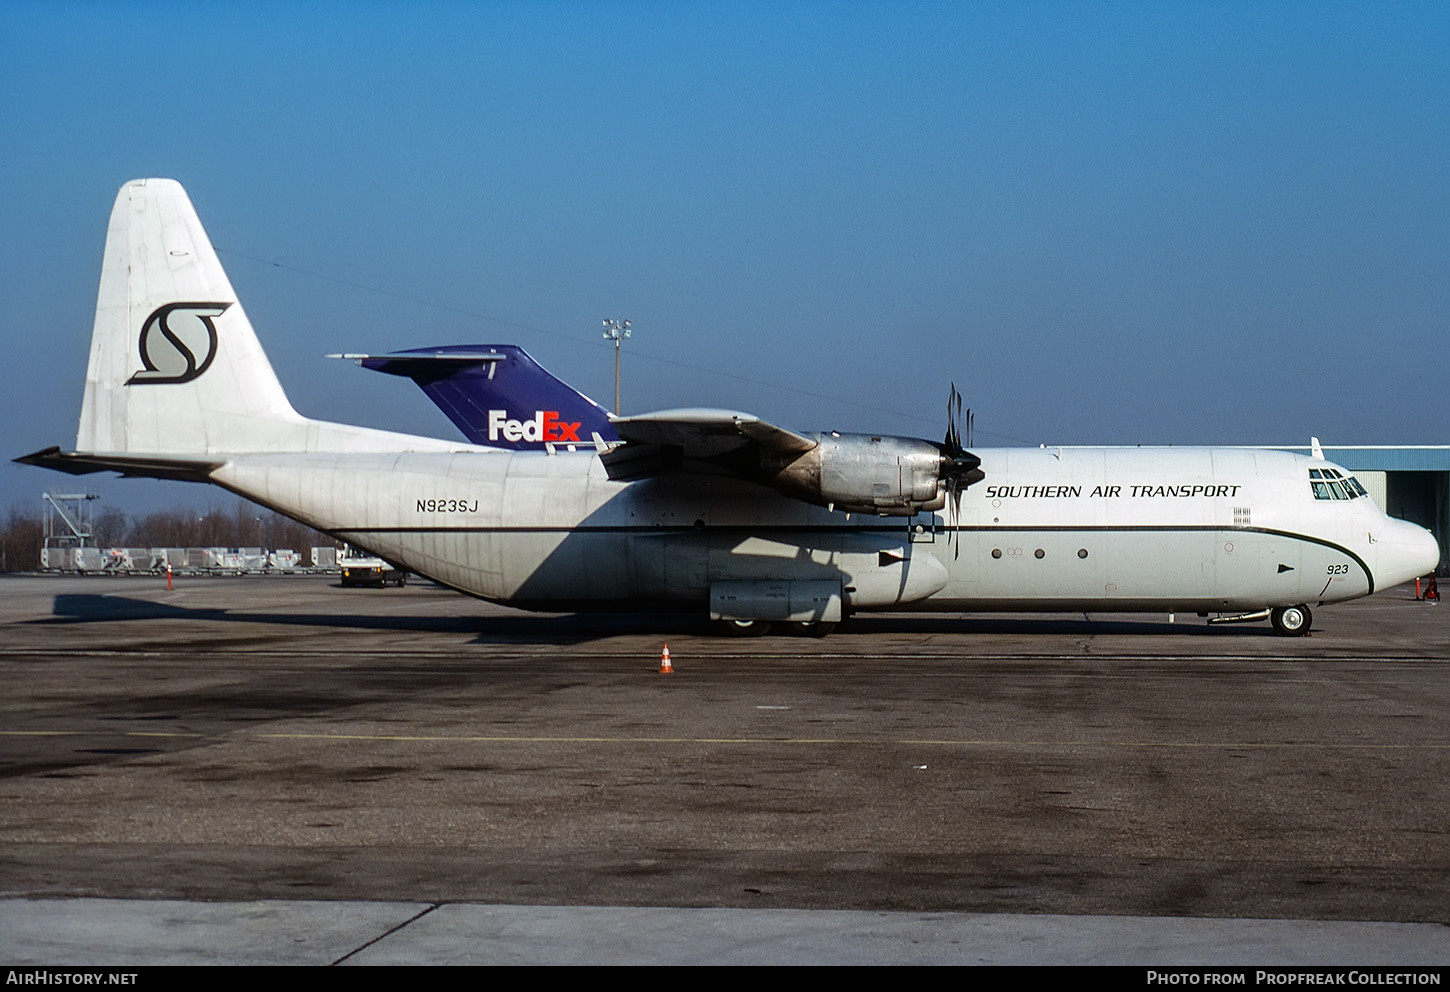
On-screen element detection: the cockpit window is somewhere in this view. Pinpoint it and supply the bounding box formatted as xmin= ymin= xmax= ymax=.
xmin=1309 ymin=468 xmax=1367 ymax=500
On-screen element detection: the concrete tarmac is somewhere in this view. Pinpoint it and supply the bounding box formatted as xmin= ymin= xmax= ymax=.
xmin=2 ymin=573 xmax=1447 ymax=964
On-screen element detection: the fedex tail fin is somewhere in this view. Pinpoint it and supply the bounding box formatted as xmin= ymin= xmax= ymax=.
xmin=344 ymin=345 xmax=618 ymax=450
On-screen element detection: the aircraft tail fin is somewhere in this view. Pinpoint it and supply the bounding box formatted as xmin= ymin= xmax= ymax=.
xmin=77 ymin=178 xmax=307 ymax=455
xmin=348 ymin=345 xmax=618 ymax=450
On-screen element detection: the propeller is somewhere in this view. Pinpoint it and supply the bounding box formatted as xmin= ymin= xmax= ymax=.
xmin=939 ymin=382 xmax=984 ymax=557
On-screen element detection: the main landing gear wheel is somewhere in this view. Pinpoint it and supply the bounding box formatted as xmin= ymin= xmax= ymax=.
xmin=1271 ymin=604 xmax=1312 ymax=636
xmin=788 ymin=621 xmax=837 ymax=637
xmin=720 ymin=619 xmax=773 ymax=636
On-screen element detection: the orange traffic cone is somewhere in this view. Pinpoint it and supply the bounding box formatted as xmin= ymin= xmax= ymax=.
xmin=659 ymin=643 xmax=674 ymax=674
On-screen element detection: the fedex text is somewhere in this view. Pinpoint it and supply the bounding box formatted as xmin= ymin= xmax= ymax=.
xmin=488 ymin=410 xmax=582 ymax=443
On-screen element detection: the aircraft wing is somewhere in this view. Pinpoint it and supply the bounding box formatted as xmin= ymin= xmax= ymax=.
xmin=601 ymin=408 xmax=817 ymax=481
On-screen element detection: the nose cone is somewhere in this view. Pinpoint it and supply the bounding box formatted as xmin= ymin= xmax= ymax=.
xmin=1377 ymin=518 xmax=1441 ymax=590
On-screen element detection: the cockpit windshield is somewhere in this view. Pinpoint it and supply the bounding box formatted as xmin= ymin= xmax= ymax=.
xmin=1309 ymin=467 xmax=1369 ymax=501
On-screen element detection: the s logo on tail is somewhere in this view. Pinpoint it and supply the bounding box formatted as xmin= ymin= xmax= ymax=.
xmin=126 ymin=302 xmax=232 ymax=385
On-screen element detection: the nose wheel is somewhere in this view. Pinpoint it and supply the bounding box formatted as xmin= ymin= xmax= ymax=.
xmin=1271 ymin=604 xmax=1312 ymax=636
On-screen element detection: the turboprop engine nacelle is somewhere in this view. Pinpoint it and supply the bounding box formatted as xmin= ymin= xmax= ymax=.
xmin=764 ymin=433 xmax=956 ymax=516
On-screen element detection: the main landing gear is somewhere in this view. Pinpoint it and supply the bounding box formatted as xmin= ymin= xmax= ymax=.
xmin=716 ymin=619 xmax=838 ymax=637
xmin=722 ymin=618 xmax=772 ymax=636
xmin=1270 ymin=604 xmax=1312 ymax=636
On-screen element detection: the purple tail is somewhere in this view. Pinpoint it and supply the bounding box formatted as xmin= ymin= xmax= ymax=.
xmin=357 ymin=345 xmax=617 ymax=450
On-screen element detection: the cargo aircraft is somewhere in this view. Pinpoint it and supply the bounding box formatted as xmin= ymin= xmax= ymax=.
xmin=18 ymin=179 xmax=1440 ymax=636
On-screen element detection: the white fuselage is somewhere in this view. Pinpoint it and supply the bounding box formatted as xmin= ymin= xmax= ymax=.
xmin=209 ymin=444 xmax=1437 ymax=615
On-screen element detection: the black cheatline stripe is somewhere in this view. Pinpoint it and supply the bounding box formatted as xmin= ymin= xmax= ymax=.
xmin=329 ymin=523 xmax=1374 ymax=595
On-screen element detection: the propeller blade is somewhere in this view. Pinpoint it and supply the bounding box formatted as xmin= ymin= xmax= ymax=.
xmin=945 ymin=382 xmax=958 ymax=451
xmin=939 ymin=381 xmax=981 ymax=558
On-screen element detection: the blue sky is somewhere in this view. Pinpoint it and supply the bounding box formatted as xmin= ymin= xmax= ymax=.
xmin=2 ymin=1 xmax=1446 ymax=515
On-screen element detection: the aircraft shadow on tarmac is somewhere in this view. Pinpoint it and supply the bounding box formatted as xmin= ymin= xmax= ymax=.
xmin=36 ymin=592 xmax=1273 ymax=643
xmin=35 ymin=593 xmax=691 ymax=645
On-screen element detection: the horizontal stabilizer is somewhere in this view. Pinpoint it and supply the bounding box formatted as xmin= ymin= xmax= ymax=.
xmin=329 ymin=349 xmax=507 ymax=373
xmin=15 ymin=447 xmax=224 ymax=482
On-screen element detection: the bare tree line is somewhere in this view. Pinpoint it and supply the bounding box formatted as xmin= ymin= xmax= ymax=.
xmin=1 ymin=499 xmax=336 ymax=572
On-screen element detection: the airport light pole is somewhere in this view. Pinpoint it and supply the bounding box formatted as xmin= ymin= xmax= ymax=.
xmin=601 ymin=318 xmax=631 ymax=414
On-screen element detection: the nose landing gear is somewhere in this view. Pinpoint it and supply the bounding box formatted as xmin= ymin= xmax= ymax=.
xmin=1270 ymin=604 xmax=1312 ymax=636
